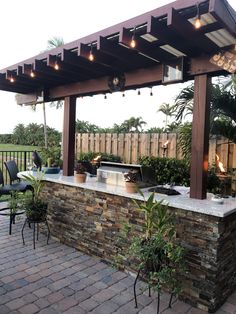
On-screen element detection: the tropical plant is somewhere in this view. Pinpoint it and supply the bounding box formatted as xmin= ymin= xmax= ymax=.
xmin=20 ymin=171 xmax=47 ymax=220
xmin=158 ymin=103 xmax=175 ymax=129
xmin=178 ymin=122 xmax=192 ymax=163
xmin=40 ymin=147 xmax=62 ymax=167
xmin=117 ymin=191 xmax=186 ymax=313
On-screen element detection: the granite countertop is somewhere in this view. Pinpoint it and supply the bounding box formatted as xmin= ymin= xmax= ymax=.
xmin=18 ymin=171 xmax=236 ymax=218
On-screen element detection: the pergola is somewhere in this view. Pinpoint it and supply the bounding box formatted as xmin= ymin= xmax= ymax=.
xmin=1 ymin=0 xmax=236 ymax=199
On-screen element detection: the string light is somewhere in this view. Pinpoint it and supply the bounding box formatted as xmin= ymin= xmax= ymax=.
xmin=89 ymin=44 xmax=95 ymax=61
xmin=30 ymin=70 xmax=35 ymax=78
xmin=10 ymin=76 xmax=15 ymax=83
xmin=54 ymin=61 xmax=59 ymax=70
xmin=122 ymin=91 xmax=125 ymax=97
xmin=194 ymin=3 xmax=202 ymax=29
xmin=104 ymin=94 xmax=107 ymax=99
xmin=150 ymin=87 xmax=153 ymax=96
xmin=130 ymin=27 xmax=136 ymax=48
xmin=137 ymin=89 xmax=141 ymax=96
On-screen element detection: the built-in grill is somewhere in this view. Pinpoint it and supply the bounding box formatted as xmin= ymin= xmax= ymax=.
xmin=97 ymin=162 xmax=142 ymax=187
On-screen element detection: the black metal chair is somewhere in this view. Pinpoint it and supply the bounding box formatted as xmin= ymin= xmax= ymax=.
xmin=4 ymin=160 xmax=33 ymax=193
xmin=0 ymin=169 xmax=25 ymax=234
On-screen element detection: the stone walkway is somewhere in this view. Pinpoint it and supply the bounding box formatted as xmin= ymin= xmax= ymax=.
xmin=0 ymin=214 xmax=235 ymax=314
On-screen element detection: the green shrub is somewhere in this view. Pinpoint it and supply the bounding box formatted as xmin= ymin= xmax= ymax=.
xmin=78 ymin=151 xmax=122 ymax=163
xmin=139 ymin=156 xmax=190 ymax=186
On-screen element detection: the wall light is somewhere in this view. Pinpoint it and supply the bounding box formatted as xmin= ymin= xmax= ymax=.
xmin=194 ymin=3 xmax=202 ymax=29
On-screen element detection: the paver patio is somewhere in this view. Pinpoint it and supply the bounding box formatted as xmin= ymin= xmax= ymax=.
xmin=0 ymin=212 xmax=235 ymax=314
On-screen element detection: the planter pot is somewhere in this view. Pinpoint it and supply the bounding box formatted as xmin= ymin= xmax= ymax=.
xmin=125 ymin=181 xmax=137 ymax=193
xmin=75 ymin=173 xmax=87 ymax=183
xmin=26 ymin=202 xmax=47 ymax=222
xmin=42 ymin=166 xmax=60 ymax=174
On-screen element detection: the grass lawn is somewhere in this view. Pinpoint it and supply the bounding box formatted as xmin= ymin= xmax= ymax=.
xmin=0 ymin=144 xmax=39 ymax=151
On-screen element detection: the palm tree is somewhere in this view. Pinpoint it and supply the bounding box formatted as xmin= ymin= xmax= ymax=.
xmin=121 ymin=116 xmax=146 ymax=132
xmin=172 ymin=86 xmax=194 ymax=122
xmin=158 ymin=103 xmax=174 ymax=129
xmin=32 ymin=37 xmax=65 ymax=148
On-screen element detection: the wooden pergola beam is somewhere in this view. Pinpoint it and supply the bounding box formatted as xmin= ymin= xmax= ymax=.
xmin=167 ymin=8 xmax=219 ymax=54
xmin=190 ymin=74 xmax=211 ymax=199
xmin=62 ymin=96 xmax=76 ymax=176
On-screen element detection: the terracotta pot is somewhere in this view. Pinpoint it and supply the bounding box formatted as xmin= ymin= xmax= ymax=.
xmin=75 ymin=173 xmax=87 ymax=183
xmin=125 ymin=181 xmax=137 ymax=193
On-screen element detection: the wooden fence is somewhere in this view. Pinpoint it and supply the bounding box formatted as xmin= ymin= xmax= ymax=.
xmin=75 ymin=133 xmax=236 ymax=170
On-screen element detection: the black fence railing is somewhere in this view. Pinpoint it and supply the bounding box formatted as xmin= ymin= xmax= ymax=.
xmin=0 ymin=151 xmax=34 ymax=184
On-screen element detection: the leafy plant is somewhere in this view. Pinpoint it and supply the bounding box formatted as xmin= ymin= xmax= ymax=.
xmin=116 ymin=191 xmax=186 ymax=312
xmin=40 ymin=147 xmax=62 ymax=167
xmin=124 ymin=169 xmax=138 ymax=183
xmin=75 ymin=162 xmax=86 ymax=174
xmin=139 ymin=156 xmax=190 ymax=186
xmin=20 ymin=171 xmax=47 ymax=220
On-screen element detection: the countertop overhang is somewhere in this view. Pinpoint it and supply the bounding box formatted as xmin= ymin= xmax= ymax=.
xmin=19 ymin=171 xmax=236 ymax=218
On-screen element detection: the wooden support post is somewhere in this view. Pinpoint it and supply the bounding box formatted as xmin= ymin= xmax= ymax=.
xmin=63 ymin=96 xmax=76 ymax=176
xmin=190 ymin=74 xmax=211 ymax=199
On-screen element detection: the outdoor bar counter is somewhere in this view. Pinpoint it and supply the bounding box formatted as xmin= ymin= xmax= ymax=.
xmin=21 ymin=171 xmax=236 ymax=312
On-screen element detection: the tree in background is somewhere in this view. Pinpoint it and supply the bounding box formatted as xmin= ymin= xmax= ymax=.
xmin=158 ymin=103 xmax=175 ymax=130
xmin=11 ymin=123 xmax=60 ymax=147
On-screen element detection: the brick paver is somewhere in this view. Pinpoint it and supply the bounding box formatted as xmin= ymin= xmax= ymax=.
xmin=1 ymin=214 xmax=236 ymax=313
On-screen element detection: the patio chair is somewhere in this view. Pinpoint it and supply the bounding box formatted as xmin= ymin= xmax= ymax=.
xmin=4 ymin=160 xmax=33 ymax=193
xmin=0 ymin=169 xmax=25 ymax=235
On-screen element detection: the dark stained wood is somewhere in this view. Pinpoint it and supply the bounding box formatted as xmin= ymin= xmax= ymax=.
xmin=61 ymin=49 xmax=110 ymax=77
xmin=209 ymin=0 xmax=236 ymax=37
xmin=98 ymin=36 xmax=154 ymax=69
xmin=167 ymin=8 xmax=219 ymax=54
xmin=48 ymin=64 xmax=163 ymax=100
xmin=63 ymin=96 xmax=76 ymax=176
xmin=148 ymin=16 xmax=196 ymax=56
xmin=119 ymin=28 xmax=172 ymax=62
xmin=189 ymin=55 xmax=227 ymax=76
xmin=190 ymin=74 xmax=211 ymax=199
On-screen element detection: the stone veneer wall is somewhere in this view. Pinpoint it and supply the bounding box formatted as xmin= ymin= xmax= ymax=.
xmin=41 ymin=182 xmax=236 ymax=313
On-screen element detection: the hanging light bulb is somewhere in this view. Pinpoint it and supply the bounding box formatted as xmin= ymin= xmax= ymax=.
xmin=130 ymin=27 xmax=136 ymax=48
xmin=54 ymin=61 xmax=59 ymax=70
xmin=150 ymin=87 xmax=153 ymax=96
xmin=104 ymin=94 xmax=107 ymax=99
xmin=10 ymin=76 xmax=15 ymax=83
xmin=122 ymin=91 xmax=125 ymax=97
xmin=30 ymin=70 xmax=35 ymax=78
xmin=89 ymin=44 xmax=94 ymax=61
xmin=194 ymin=3 xmax=202 ymax=29
xmin=138 ymin=89 xmax=141 ymax=96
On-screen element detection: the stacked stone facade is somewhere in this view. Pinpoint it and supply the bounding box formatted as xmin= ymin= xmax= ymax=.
xmin=42 ymin=182 xmax=236 ymax=313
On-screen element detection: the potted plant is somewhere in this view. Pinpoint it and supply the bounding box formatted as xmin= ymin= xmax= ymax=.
xmin=74 ymin=162 xmax=87 ymax=183
xmin=21 ymin=171 xmax=47 ymax=221
xmin=116 ymin=191 xmax=186 ymax=313
xmin=40 ymin=147 xmax=62 ymax=174
xmin=124 ymin=169 xmax=138 ymax=193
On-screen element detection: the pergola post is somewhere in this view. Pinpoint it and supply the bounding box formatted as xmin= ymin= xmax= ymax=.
xmin=62 ymin=96 xmax=76 ymax=176
xmin=190 ymin=74 xmax=211 ymax=199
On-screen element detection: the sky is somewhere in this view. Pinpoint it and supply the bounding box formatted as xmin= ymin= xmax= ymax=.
xmin=0 ymin=0 xmax=236 ymax=134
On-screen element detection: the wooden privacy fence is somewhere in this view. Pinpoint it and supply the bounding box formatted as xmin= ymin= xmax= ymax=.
xmin=75 ymin=133 xmax=236 ymax=170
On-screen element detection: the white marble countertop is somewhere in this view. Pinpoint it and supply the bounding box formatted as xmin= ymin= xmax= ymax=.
xmin=19 ymin=171 xmax=236 ymax=218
